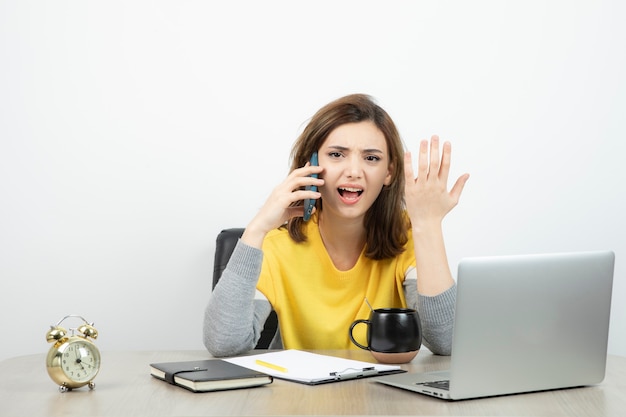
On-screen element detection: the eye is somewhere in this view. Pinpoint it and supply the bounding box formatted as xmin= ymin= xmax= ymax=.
xmin=328 ymin=151 xmax=343 ymax=159
xmin=365 ymin=155 xmax=382 ymax=162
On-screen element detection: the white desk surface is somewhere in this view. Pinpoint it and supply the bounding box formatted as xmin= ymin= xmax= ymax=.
xmin=1 ymin=349 xmax=625 ymax=417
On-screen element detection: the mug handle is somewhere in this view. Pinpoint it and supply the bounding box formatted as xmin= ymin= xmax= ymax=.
xmin=349 ymin=319 xmax=370 ymax=350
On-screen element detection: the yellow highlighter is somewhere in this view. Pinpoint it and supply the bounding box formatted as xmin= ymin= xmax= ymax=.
xmin=255 ymin=359 xmax=288 ymax=373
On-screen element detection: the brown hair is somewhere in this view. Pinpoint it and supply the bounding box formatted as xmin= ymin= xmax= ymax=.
xmin=286 ymin=94 xmax=409 ymax=259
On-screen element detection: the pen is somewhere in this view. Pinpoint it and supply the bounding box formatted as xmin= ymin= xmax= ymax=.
xmin=255 ymin=359 xmax=288 ymax=373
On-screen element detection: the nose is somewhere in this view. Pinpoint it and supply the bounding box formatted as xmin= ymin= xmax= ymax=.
xmin=345 ymin=155 xmax=363 ymax=179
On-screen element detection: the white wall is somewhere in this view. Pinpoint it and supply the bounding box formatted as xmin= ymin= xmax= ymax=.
xmin=1 ymin=0 xmax=624 ymax=362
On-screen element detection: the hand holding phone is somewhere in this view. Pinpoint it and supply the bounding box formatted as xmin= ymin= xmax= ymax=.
xmin=303 ymin=152 xmax=318 ymax=221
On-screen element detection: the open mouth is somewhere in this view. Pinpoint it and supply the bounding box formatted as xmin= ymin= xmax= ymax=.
xmin=338 ymin=187 xmax=363 ymax=200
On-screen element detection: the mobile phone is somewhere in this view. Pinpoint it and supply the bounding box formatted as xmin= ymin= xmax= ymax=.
xmin=303 ymin=152 xmax=318 ymax=221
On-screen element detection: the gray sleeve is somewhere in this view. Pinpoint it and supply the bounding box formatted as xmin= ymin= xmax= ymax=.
xmin=404 ymin=277 xmax=456 ymax=356
xmin=203 ymin=240 xmax=273 ymax=357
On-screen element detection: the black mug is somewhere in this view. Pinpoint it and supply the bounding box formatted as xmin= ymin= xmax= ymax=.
xmin=349 ymin=308 xmax=422 ymax=364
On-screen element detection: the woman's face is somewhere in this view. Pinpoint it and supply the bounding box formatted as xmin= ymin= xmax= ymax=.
xmin=317 ymin=121 xmax=392 ymax=221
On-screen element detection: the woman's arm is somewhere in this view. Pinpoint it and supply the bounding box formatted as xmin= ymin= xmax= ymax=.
xmin=404 ymin=137 xmax=469 ymax=296
xmin=404 ymin=272 xmax=456 ymax=355
xmin=203 ymin=240 xmax=272 ymax=357
xmin=204 ymin=162 xmax=323 ymax=356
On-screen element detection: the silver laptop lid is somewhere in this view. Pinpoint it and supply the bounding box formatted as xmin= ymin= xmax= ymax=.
xmin=449 ymin=250 xmax=614 ymax=399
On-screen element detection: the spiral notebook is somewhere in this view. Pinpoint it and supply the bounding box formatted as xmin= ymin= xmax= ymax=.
xmin=224 ymin=350 xmax=405 ymax=385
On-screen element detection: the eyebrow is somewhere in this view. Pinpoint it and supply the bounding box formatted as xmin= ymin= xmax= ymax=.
xmin=327 ymin=145 xmax=385 ymax=154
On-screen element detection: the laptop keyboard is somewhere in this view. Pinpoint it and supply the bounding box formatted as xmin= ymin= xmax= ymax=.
xmin=417 ymin=380 xmax=450 ymax=391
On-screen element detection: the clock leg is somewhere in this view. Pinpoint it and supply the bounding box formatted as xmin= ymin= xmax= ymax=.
xmin=88 ymin=381 xmax=96 ymax=390
xmin=59 ymin=384 xmax=69 ymax=393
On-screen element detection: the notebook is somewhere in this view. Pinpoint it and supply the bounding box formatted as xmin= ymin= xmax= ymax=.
xmin=376 ymin=250 xmax=615 ymax=400
xmin=224 ymin=349 xmax=405 ymax=385
xmin=150 ymin=359 xmax=273 ymax=392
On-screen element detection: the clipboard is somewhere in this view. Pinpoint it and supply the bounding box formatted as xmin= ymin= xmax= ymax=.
xmin=223 ymin=350 xmax=406 ymax=385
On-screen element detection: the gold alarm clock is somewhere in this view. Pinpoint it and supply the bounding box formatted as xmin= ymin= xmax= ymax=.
xmin=45 ymin=315 xmax=101 ymax=392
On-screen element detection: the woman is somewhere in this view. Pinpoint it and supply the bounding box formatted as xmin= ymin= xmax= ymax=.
xmin=204 ymin=94 xmax=469 ymax=356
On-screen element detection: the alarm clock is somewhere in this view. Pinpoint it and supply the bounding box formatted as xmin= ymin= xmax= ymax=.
xmin=45 ymin=315 xmax=101 ymax=392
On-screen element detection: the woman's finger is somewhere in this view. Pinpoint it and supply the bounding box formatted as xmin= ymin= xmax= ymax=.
xmin=429 ymin=135 xmax=440 ymax=177
xmin=417 ymin=139 xmax=429 ymax=179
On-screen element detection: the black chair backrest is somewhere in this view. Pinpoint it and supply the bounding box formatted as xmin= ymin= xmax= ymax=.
xmin=212 ymin=228 xmax=245 ymax=289
xmin=212 ymin=228 xmax=278 ymax=349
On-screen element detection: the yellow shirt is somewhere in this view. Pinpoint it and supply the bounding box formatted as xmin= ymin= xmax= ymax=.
xmin=256 ymin=216 xmax=415 ymax=350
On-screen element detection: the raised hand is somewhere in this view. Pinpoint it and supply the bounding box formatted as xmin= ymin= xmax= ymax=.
xmin=404 ymin=135 xmax=469 ymax=230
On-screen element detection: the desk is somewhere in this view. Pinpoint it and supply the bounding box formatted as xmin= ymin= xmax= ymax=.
xmin=1 ymin=350 xmax=625 ymax=417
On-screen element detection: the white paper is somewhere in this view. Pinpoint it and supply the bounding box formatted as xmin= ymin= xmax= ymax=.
xmin=224 ymin=350 xmax=402 ymax=384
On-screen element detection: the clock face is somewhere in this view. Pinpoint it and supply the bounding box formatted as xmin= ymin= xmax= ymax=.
xmin=59 ymin=339 xmax=101 ymax=382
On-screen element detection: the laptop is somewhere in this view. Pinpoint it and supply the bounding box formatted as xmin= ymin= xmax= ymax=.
xmin=376 ymin=250 xmax=615 ymax=400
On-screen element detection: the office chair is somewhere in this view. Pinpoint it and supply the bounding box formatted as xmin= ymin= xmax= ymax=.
xmin=212 ymin=228 xmax=278 ymax=349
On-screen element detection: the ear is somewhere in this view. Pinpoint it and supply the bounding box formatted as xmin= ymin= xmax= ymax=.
xmin=383 ymin=162 xmax=394 ymax=186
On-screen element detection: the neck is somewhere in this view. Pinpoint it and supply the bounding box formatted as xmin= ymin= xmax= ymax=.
xmin=318 ymin=213 xmax=366 ymax=271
